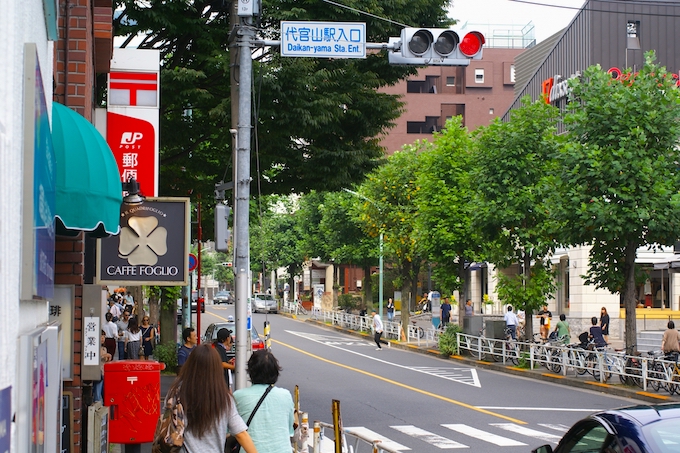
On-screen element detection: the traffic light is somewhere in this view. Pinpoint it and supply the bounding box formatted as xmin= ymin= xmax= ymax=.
xmin=388 ymin=28 xmax=485 ymax=66
xmin=214 ymin=203 xmax=231 ymax=252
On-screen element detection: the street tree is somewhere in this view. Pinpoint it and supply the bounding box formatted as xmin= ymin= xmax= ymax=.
xmin=354 ymin=145 xmax=424 ymax=333
xmin=473 ymin=98 xmax=562 ymax=339
xmin=554 ymin=52 xmax=680 ymax=349
xmin=415 ymin=116 xmax=482 ymax=306
xmin=113 ymin=0 xmax=453 ymax=211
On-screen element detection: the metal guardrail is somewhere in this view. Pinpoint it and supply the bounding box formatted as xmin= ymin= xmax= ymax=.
xmin=456 ymin=332 xmax=680 ymax=392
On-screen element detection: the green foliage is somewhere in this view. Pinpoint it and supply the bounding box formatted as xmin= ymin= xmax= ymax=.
xmin=416 ymin=116 xmax=482 ymax=294
xmin=153 ymin=342 xmax=178 ymax=373
xmin=496 ymin=263 xmax=557 ymax=314
xmin=517 ymin=351 xmax=532 ymax=369
xmin=438 ymin=324 xmax=462 ymax=356
xmin=338 ymin=294 xmax=359 ymax=311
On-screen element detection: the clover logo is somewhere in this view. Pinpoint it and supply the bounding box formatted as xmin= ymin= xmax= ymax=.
xmin=118 ymin=216 xmax=168 ymax=265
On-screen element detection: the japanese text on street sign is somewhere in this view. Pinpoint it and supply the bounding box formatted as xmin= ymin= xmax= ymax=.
xmin=281 ymin=21 xmax=366 ymax=58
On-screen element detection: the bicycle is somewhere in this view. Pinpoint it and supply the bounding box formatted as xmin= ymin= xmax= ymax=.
xmin=646 ymin=351 xmax=667 ymax=392
xmin=620 ymin=344 xmax=643 ymax=388
xmin=502 ymin=327 xmax=521 ymax=366
xmin=663 ymin=352 xmax=680 ymax=395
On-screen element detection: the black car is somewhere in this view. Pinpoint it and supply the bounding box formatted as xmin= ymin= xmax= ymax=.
xmin=532 ymin=403 xmax=680 ymax=453
xmin=213 ymin=290 xmax=232 ymax=305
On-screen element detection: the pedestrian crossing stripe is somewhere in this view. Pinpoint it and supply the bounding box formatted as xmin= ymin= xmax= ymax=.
xmin=306 ymin=423 xmax=566 ymax=451
xmin=442 ymin=424 xmax=527 ymax=446
xmin=391 ymin=425 xmax=467 ymax=449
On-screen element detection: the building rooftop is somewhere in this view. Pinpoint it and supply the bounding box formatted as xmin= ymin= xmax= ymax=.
xmin=459 ymin=21 xmax=536 ymax=49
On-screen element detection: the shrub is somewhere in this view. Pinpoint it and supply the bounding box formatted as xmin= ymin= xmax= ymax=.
xmin=154 ymin=342 xmax=178 ymax=373
xmin=438 ymin=324 xmax=462 ymax=356
xmin=338 ymin=293 xmax=358 ymax=311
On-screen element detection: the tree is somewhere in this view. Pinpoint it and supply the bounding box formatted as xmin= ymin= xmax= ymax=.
xmin=554 ymin=52 xmax=680 ymax=350
xmin=415 ymin=116 xmax=482 ymax=303
xmin=354 ymin=145 xmax=424 ymax=333
xmin=113 ymin=0 xmax=453 ymax=228
xmin=473 ymin=98 xmax=562 ymax=339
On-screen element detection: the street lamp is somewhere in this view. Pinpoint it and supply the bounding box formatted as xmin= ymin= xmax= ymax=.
xmin=343 ymin=188 xmax=384 ymax=320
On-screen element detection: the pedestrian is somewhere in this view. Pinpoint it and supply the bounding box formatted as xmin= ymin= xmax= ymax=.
xmin=504 ymin=305 xmax=519 ymax=340
xmin=93 ymin=330 xmax=112 ymax=403
xmin=102 ymin=312 xmax=118 ymax=358
xmin=464 ymin=299 xmax=473 ymax=317
xmin=440 ymin=297 xmax=452 ymax=328
xmin=214 ymin=328 xmax=235 ymax=389
xmin=661 ymin=320 xmax=680 ymax=358
xmin=139 ymin=316 xmax=156 ymax=360
xmin=537 ymin=304 xmax=552 ymax=340
xmin=178 ymin=327 xmax=198 ymax=368
xmin=233 ymin=350 xmax=294 ymax=453
xmin=108 ymin=298 xmax=121 ymax=322
xmin=554 ymin=313 xmax=571 ymax=344
xmin=124 ymin=316 xmax=142 ymax=360
xmin=589 ymin=316 xmax=607 ymax=348
xmin=166 ymin=344 xmax=258 ymax=453
xmin=115 ymin=310 xmax=130 ymax=360
xmin=386 ymin=298 xmax=395 ymax=322
xmin=372 ymin=310 xmax=389 ymax=350
xmin=599 ymin=307 xmax=610 ymax=343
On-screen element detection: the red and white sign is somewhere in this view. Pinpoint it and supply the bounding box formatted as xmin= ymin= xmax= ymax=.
xmin=107 ymin=112 xmax=156 ymax=198
xmin=107 ymin=48 xmax=160 ymax=196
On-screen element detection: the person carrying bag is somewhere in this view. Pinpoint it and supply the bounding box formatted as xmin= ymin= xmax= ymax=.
xmin=225 ymin=385 xmax=273 ymax=453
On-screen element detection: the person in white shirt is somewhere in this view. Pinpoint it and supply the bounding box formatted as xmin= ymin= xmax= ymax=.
xmin=372 ymin=310 xmax=389 ymax=350
xmin=504 ymin=305 xmax=519 ymax=340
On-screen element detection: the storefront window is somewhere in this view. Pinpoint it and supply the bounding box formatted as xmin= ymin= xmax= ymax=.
xmin=632 ymin=267 xmax=669 ymax=308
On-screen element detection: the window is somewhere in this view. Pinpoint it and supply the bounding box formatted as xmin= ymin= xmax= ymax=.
xmin=510 ymin=64 xmax=516 ymax=83
xmin=559 ymin=422 xmax=610 ymax=453
xmin=446 ymin=76 xmax=456 ymax=86
xmin=475 ymin=68 xmax=484 ymax=83
xmin=627 ymin=20 xmax=641 ymax=50
xmin=489 ymin=108 xmax=494 ymax=115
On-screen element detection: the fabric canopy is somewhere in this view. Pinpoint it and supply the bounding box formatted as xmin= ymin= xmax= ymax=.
xmin=52 ymin=102 xmax=122 ymax=237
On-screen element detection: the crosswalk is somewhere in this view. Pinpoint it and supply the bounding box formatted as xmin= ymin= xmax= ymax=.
xmin=307 ymin=421 xmax=572 ymax=451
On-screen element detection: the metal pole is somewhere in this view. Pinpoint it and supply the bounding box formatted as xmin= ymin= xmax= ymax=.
xmin=233 ymin=15 xmax=254 ymax=391
xmin=379 ymin=232 xmax=383 ymax=319
xmin=197 ymin=200 xmax=202 ymax=343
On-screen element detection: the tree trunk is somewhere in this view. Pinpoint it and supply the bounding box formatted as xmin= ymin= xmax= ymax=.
xmin=159 ymin=288 xmax=177 ymax=346
xmin=400 ymin=260 xmax=412 ymax=336
xmin=148 ymin=290 xmax=160 ymax=329
xmin=363 ymin=264 xmax=372 ymax=309
xmin=523 ymin=252 xmax=533 ymax=341
xmin=624 ymin=241 xmax=638 ymax=352
xmin=458 ymin=259 xmax=467 ymax=322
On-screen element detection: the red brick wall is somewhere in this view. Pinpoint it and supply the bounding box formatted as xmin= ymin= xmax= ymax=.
xmin=55 ymin=234 xmax=85 ymax=453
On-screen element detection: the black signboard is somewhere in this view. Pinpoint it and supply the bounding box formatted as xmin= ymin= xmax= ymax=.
xmin=96 ymin=198 xmax=189 ymax=285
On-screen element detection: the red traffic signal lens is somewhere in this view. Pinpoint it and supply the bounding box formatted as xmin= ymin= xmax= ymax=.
xmin=408 ymin=29 xmax=433 ymax=56
xmin=459 ymin=31 xmax=485 ymax=57
xmin=433 ymin=30 xmax=459 ymax=56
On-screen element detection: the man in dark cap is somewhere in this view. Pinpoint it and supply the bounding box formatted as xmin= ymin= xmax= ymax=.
xmin=214 ymin=328 xmax=235 ymax=388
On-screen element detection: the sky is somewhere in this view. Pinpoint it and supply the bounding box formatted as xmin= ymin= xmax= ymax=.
xmin=448 ymin=0 xmax=586 ymax=44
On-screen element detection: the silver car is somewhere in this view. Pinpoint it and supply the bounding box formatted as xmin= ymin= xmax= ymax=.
xmin=251 ymin=293 xmax=278 ymax=313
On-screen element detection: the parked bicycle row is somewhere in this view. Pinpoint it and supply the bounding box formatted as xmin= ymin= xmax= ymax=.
xmin=456 ymin=330 xmax=680 ymax=395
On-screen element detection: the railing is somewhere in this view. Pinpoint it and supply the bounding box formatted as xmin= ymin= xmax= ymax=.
xmin=312 ymin=421 xmax=402 ymax=453
xmin=456 ymin=332 xmax=680 ymax=392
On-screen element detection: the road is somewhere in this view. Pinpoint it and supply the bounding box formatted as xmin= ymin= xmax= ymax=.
xmin=196 ymin=303 xmax=646 ymax=453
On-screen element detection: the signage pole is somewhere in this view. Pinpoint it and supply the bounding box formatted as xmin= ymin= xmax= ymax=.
xmin=233 ymin=15 xmax=254 ymax=391
xmin=197 ymin=199 xmax=202 ymax=343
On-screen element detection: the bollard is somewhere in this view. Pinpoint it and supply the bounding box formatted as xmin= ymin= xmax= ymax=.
xmin=264 ymin=321 xmax=271 ymax=349
xmin=313 ymin=421 xmax=321 ymax=453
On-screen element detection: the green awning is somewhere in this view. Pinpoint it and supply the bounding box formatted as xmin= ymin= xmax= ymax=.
xmin=52 ymin=103 xmax=122 ymax=237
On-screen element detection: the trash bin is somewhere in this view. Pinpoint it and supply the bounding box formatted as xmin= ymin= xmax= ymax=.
xmin=104 ymin=360 xmax=166 ymax=444
xmin=485 ymin=320 xmax=506 ymax=339
xmin=463 ymin=315 xmax=483 ymax=335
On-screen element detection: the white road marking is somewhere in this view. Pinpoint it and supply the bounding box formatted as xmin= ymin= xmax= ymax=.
xmin=391 ymin=425 xmax=468 ymax=449
xmin=286 ymin=330 xmax=481 ymax=387
xmin=490 ymin=423 xmax=563 ymax=444
xmin=538 ymin=423 xmax=571 ymax=432
xmin=442 ymin=424 xmax=526 ymax=447
xmin=345 ymin=427 xmax=410 ymax=451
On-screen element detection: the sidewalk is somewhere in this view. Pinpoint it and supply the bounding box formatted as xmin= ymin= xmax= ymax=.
xmin=283 ymin=310 xmax=679 ymax=405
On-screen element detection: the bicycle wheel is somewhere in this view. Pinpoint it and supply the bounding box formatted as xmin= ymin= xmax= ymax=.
xmin=571 ymin=349 xmax=588 ymax=375
xmin=549 ymin=352 xmax=562 ymax=373
xmin=417 ymin=327 xmax=425 ymax=339
xmin=648 ymin=362 xmax=665 ymax=392
xmin=667 ymin=366 xmax=680 ymax=395
xmin=508 ymin=344 xmax=520 ymax=366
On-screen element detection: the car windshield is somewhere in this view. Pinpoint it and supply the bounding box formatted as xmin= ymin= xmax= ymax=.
xmin=642 ymin=419 xmax=680 ymax=453
xmin=256 ymin=294 xmax=274 ymax=301
xmin=217 ymin=291 xmax=229 ymax=296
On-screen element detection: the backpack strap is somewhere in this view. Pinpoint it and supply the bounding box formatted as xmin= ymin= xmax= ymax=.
xmin=246 ymin=385 xmax=273 ymax=426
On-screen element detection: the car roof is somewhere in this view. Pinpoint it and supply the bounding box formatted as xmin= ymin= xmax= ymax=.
xmin=595 ymin=403 xmax=680 ymax=428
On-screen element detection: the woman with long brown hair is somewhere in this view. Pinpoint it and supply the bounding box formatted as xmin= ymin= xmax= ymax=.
xmin=124 ymin=316 xmax=142 ymax=360
xmin=166 ymin=344 xmax=257 ymax=452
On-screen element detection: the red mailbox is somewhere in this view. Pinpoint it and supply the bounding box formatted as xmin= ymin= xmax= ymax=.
xmin=104 ymin=360 xmax=166 ymax=444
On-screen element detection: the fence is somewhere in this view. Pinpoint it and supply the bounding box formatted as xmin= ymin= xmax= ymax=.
xmin=457 ymin=332 xmax=680 ymax=393
xmin=311 ymin=421 xmax=402 ymax=453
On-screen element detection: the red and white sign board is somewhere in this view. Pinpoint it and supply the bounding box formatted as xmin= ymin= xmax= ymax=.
xmin=107 ymin=49 xmax=160 ymax=197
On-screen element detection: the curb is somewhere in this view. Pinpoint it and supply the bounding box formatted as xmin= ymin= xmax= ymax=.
xmin=279 ymin=312 xmax=678 ymax=404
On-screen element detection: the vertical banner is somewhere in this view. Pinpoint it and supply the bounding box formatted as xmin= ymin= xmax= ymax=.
xmin=107 ymin=48 xmax=160 ymax=197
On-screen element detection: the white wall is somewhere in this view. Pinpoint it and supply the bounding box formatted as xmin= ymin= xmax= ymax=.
xmin=0 ymin=0 xmax=53 ymax=449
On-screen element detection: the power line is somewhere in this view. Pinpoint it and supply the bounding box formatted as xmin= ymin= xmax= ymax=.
xmin=321 ymin=0 xmax=409 ymax=28
xmin=509 ymin=0 xmax=680 ymax=17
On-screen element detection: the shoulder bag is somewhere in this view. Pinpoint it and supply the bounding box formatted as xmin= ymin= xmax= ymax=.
xmin=152 ymin=390 xmax=186 ymax=453
xmin=225 ymin=385 xmax=273 ymax=453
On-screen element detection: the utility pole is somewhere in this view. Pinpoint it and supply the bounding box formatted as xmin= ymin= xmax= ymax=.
xmin=232 ymin=11 xmax=255 ymax=391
